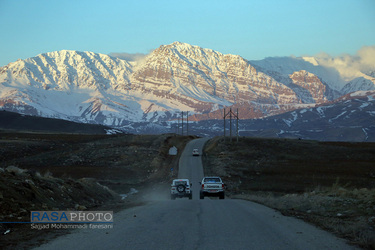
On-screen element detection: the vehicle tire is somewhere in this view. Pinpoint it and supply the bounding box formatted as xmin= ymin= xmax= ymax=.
xmin=177 ymin=184 xmax=185 ymax=193
xmin=200 ymin=191 xmax=204 ymax=199
xmin=219 ymin=193 xmax=225 ymax=199
xmin=189 ymin=194 xmax=192 ymax=200
xmin=171 ymin=194 xmax=176 ymax=200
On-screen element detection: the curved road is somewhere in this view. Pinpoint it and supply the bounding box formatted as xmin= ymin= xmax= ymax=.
xmin=36 ymin=138 xmax=355 ymax=249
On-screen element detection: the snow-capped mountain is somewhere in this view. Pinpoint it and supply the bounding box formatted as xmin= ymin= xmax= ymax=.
xmin=0 ymin=50 xmax=136 ymax=125
xmin=250 ymin=54 xmax=375 ymax=94
xmin=249 ymin=56 xmax=345 ymax=91
xmin=341 ymin=77 xmax=375 ymax=94
xmin=191 ymin=90 xmax=375 ymax=142
xmin=0 ymin=42 xmax=373 ymax=136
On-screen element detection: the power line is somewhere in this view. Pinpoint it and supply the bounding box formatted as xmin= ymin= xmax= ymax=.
xmin=223 ymin=108 xmax=239 ymax=143
xmin=176 ymin=111 xmax=189 ymax=136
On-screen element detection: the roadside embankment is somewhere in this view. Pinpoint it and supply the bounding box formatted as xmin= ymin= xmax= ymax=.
xmin=0 ymin=132 xmax=194 ymax=249
xmin=203 ymin=136 xmax=375 ymax=249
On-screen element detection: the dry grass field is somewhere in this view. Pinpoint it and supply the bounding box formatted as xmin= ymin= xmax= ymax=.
xmin=203 ymin=137 xmax=375 ymax=249
xmin=0 ymin=132 xmax=193 ymax=249
xmin=1 ymin=131 xmax=374 ymax=249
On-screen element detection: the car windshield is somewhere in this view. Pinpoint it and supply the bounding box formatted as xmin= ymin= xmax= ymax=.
xmin=174 ymin=181 xmax=187 ymax=185
xmin=204 ymin=178 xmax=220 ymax=183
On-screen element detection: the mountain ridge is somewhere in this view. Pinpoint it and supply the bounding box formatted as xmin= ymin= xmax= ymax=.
xmin=1 ymin=42 xmax=374 ymax=136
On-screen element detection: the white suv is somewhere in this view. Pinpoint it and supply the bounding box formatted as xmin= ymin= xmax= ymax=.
xmin=192 ymin=149 xmax=200 ymax=156
xmin=170 ymin=179 xmax=192 ymax=200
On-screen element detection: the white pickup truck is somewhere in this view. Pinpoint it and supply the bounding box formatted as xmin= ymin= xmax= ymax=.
xmin=199 ymin=176 xmax=225 ymax=199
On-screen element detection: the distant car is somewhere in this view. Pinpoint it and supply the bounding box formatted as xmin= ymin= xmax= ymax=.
xmin=192 ymin=148 xmax=200 ymax=156
xmin=200 ymin=176 xmax=225 ymax=199
xmin=170 ymin=179 xmax=192 ymax=200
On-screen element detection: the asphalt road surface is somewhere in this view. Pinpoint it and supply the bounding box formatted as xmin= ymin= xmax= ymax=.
xmin=36 ymin=138 xmax=356 ymax=250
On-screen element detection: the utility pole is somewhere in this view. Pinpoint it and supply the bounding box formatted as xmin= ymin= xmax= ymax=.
xmin=186 ymin=111 xmax=189 ymax=136
xmin=236 ymin=108 xmax=239 ymax=142
xmin=181 ymin=111 xmax=184 ymax=136
xmin=177 ymin=116 xmax=180 ymax=135
xmin=176 ymin=111 xmax=190 ymax=136
xmin=223 ymin=108 xmax=226 ymax=139
xmin=223 ymin=108 xmax=239 ymax=143
xmin=230 ymin=108 xmax=232 ymax=142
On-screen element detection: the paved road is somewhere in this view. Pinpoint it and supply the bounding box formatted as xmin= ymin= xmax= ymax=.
xmin=36 ymin=138 xmax=356 ymax=250
xmin=177 ymin=137 xmax=208 ymax=199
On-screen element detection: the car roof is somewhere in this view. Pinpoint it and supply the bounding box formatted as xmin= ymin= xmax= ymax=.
xmin=173 ymin=179 xmax=189 ymax=181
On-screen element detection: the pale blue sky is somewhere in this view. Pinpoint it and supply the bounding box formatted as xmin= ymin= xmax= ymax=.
xmin=0 ymin=0 xmax=374 ymax=66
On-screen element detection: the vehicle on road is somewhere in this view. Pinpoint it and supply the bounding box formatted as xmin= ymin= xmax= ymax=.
xmin=192 ymin=148 xmax=200 ymax=156
xmin=200 ymin=177 xmax=225 ymax=199
xmin=170 ymin=179 xmax=192 ymax=200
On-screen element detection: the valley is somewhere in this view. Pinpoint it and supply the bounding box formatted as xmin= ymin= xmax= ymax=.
xmin=0 ymin=130 xmax=374 ymax=248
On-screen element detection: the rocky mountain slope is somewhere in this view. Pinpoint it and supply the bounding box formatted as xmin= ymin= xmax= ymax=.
xmin=191 ymin=90 xmax=375 ymax=142
xmin=0 ymin=42 xmax=374 ymax=135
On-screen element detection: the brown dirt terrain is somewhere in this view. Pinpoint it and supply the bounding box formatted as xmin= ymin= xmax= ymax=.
xmin=0 ymin=132 xmax=194 ymax=249
xmin=203 ymin=137 xmax=375 ymax=249
xmin=2 ymin=132 xmax=375 ymax=249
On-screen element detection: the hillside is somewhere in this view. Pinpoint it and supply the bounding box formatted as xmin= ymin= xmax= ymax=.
xmin=188 ymin=90 xmax=375 ymax=142
xmin=0 ymin=132 xmax=194 ymax=249
xmin=1 ymin=130 xmax=375 ymax=248
xmin=203 ymin=137 xmax=375 ymax=248
xmin=0 ymin=110 xmax=115 ymax=134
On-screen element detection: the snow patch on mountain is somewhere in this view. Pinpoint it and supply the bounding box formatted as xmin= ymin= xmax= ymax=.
xmin=1 ymin=42 xmax=374 ymax=135
xmin=341 ymin=77 xmax=375 ymax=94
xmin=250 ymin=56 xmax=344 ymax=91
xmin=250 ymin=46 xmax=375 ymax=93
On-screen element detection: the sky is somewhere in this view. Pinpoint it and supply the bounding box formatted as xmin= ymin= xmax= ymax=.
xmin=0 ymin=0 xmax=374 ymax=67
